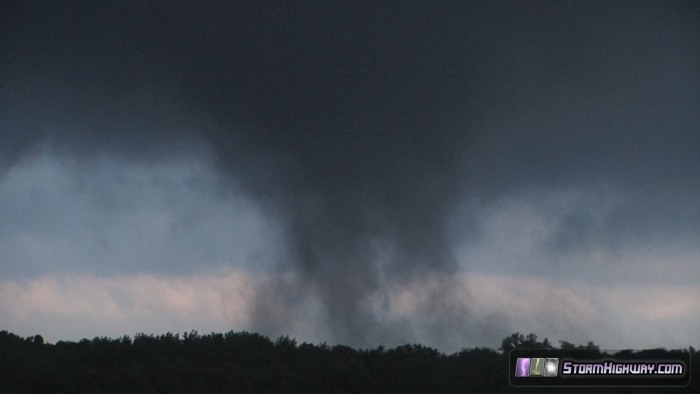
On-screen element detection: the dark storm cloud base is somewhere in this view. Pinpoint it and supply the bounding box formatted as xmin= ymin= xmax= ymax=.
xmin=1 ymin=1 xmax=698 ymax=348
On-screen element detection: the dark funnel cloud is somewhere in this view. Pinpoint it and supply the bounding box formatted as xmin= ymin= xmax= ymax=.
xmin=2 ymin=1 xmax=699 ymax=347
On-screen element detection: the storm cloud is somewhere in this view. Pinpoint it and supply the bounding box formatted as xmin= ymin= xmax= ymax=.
xmin=1 ymin=1 xmax=698 ymax=350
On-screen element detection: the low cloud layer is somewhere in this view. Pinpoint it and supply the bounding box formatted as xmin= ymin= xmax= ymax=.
xmin=0 ymin=271 xmax=256 ymax=343
xmin=0 ymin=147 xmax=279 ymax=278
xmin=455 ymin=189 xmax=700 ymax=285
xmin=2 ymin=271 xmax=697 ymax=353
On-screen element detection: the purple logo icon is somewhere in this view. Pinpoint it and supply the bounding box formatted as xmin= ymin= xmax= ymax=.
xmin=515 ymin=358 xmax=530 ymax=377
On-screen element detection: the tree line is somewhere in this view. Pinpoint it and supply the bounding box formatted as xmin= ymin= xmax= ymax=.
xmin=0 ymin=330 xmax=696 ymax=393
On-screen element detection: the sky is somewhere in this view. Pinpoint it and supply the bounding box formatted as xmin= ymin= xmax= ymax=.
xmin=1 ymin=1 xmax=699 ymax=353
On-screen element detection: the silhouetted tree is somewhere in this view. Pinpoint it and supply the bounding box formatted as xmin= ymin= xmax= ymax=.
xmin=0 ymin=330 xmax=695 ymax=393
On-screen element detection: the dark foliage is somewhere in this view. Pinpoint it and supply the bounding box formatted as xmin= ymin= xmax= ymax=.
xmin=0 ymin=330 xmax=695 ymax=393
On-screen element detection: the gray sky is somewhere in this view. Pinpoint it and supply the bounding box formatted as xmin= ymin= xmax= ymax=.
xmin=1 ymin=1 xmax=698 ymax=352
